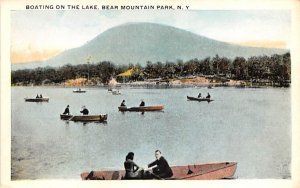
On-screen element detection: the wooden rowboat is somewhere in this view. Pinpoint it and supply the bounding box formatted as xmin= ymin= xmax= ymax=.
xmin=60 ymin=114 xmax=107 ymax=122
xmin=73 ymin=89 xmax=86 ymax=93
xmin=118 ymin=105 xmax=164 ymax=112
xmin=25 ymin=98 xmax=49 ymax=102
xmin=81 ymin=161 xmax=237 ymax=180
xmin=187 ymin=96 xmax=213 ymax=102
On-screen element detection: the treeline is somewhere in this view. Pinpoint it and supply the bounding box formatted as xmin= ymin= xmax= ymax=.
xmin=11 ymin=53 xmax=291 ymax=86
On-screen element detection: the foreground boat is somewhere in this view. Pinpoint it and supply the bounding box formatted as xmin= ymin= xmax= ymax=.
xmin=187 ymin=96 xmax=214 ymax=102
xmin=118 ymin=105 xmax=164 ymax=112
xmin=25 ymin=98 xmax=49 ymax=102
xmin=81 ymin=161 xmax=237 ymax=180
xmin=60 ymin=114 xmax=107 ymax=122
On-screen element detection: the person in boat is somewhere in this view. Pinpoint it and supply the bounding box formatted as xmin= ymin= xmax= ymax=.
xmin=120 ymin=100 xmax=126 ymax=107
xmin=80 ymin=106 xmax=89 ymax=115
xmin=40 ymin=94 xmax=43 ymax=98
xmin=198 ymin=93 xmax=202 ymax=98
xmin=124 ymin=152 xmax=143 ymax=179
xmin=139 ymin=100 xmax=145 ymax=107
xmin=206 ymin=92 xmax=211 ymax=99
xmin=147 ymin=150 xmax=173 ymax=179
xmin=63 ymin=105 xmax=70 ymax=115
xmin=36 ymin=94 xmax=39 ymax=98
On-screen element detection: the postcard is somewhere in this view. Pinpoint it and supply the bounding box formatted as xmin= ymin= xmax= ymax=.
xmin=1 ymin=0 xmax=300 ymax=188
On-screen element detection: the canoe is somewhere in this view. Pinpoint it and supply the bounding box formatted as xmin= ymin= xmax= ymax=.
xmin=81 ymin=161 xmax=237 ymax=180
xmin=118 ymin=105 xmax=164 ymax=112
xmin=187 ymin=96 xmax=213 ymax=102
xmin=25 ymin=98 xmax=49 ymax=102
xmin=73 ymin=90 xmax=86 ymax=93
xmin=60 ymin=114 xmax=107 ymax=122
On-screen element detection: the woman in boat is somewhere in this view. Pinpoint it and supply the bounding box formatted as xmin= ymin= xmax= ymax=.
xmin=63 ymin=105 xmax=70 ymax=115
xmin=198 ymin=93 xmax=202 ymax=98
xmin=80 ymin=106 xmax=89 ymax=115
xmin=40 ymin=94 xmax=43 ymax=98
xmin=139 ymin=100 xmax=145 ymax=107
xmin=147 ymin=150 xmax=173 ymax=179
xmin=206 ymin=92 xmax=211 ymax=99
xmin=124 ymin=152 xmax=143 ymax=179
xmin=120 ymin=100 xmax=126 ymax=107
xmin=36 ymin=94 xmax=40 ymax=98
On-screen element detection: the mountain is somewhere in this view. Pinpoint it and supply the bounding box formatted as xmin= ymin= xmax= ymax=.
xmin=12 ymin=22 xmax=288 ymax=70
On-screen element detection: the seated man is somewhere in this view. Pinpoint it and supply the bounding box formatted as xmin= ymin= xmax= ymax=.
xmin=80 ymin=106 xmax=89 ymax=115
xmin=63 ymin=105 xmax=70 ymax=115
xmin=120 ymin=100 xmax=126 ymax=107
xmin=139 ymin=100 xmax=145 ymax=107
xmin=147 ymin=150 xmax=173 ymax=179
xmin=206 ymin=92 xmax=211 ymax=99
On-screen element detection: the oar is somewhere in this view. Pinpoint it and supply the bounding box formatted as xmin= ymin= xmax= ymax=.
xmin=66 ymin=115 xmax=74 ymax=122
xmin=149 ymin=171 xmax=164 ymax=180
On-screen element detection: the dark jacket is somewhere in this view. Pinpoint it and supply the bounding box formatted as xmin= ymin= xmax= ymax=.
xmin=148 ymin=156 xmax=173 ymax=178
xmin=139 ymin=101 xmax=145 ymax=107
xmin=63 ymin=107 xmax=70 ymax=115
xmin=80 ymin=108 xmax=89 ymax=115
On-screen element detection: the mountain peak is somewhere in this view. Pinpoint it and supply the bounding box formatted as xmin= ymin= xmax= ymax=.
xmin=12 ymin=23 xmax=288 ymax=70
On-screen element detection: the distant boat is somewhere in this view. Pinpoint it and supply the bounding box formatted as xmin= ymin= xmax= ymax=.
xmin=187 ymin=96 xmax=213 ymax=102
xmin=25 ymin=97 xmax=49 ymax=102
xmin=118 ymin=105 xmax=164 ymax=112
xmin=60 ymin=114 xmax=107 ymax=122
xmin=81 ymin=161 xmax=237 ymax=180
xmin=112 ymin=90 xmax=121 ymax=95
xmin=73 ymin=88 xmax=86 ymax=93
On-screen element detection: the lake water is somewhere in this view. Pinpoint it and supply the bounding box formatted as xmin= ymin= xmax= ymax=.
xmin=11 ymin=86 xmax=291 ymax=180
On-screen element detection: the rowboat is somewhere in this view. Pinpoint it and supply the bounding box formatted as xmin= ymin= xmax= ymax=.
xmin=73 ymin=89 xmax=86 ymax=93
xmin=118 ymin=105 xmax=164 ymax=112
xmin=81 ymin=161 xmax=237 ymax=180
xmin=60 ymin=114 xmax=107 ymax=122
xmin=187 ymin=96 xmax=213 ymax=102
xmin=25 ymin=98 xmax=49 ymax=102
xmin=112 ymin=90 xmax=121 ymax=95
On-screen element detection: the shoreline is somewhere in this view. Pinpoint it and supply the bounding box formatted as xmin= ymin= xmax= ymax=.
xmin=11 ymin=76 xmax=290 ymax=88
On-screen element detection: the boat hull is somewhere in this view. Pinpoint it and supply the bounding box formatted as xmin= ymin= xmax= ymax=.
xmin=81 ymin=162 xmax=237 ymax=180
xmin=60 ymin=114 xmax=107 ymax=122
xmin=73 ymin=91 xmax=86 ymax=93
xmin=118 ymin=105 xmax=164 ymax=112
xmin=187 ymin=96 xmax=213 ymax=102
xmin=25 ymin=98 xmax=49 ymax=102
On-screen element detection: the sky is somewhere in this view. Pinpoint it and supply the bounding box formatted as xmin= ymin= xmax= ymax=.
xmin=11 ymin=10 xmax=291 ymax=63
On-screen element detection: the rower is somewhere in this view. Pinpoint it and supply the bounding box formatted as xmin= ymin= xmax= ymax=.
xmin=139 ymin=100 xmax=145 ymax=107
xmin=206 ymin=93 xmax=211 ymax=99
xmin=80 ymin=106 xmax=89 ymax=115
xmin=198 ymin=93 xmax=202 ymax=98
xmin=120 ymin=100 xmax=126 ymax=107
xmin=63 ymin=105 xmax=70 ymax=115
